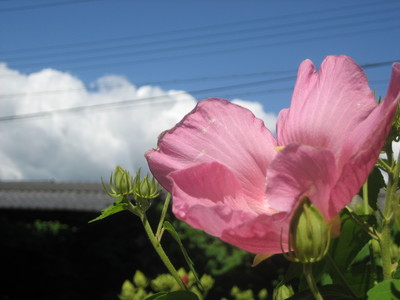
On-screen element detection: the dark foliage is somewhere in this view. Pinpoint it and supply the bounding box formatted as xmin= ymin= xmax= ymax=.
xmin=0 ymin=206 xmax=287 ymax=300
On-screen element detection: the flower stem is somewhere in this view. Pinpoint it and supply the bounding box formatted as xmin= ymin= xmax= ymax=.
xmin=126 ymin=199 xmax=187 ymax=291
xmin=156 ymin=193 xmax=171 ymax=241
xmin=362 ymin=180 xmax=369 ymax=214
xmin=380 ymin=150 xmax=400 ymax=280
xmin=303 ymin=263 xmax=323 ymax=300
xmin=141 ymin=214 xmax=188 ymax=291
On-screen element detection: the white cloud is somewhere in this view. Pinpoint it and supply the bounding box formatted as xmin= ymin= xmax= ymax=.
xmin=0 ymin=63 xmax=277 ymax=181
xmin=231 ymin=98 xmax=277 ymax=133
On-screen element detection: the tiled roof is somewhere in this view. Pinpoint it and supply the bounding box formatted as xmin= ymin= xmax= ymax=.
xmin=0 ymin=181 xmax=114 ymax=212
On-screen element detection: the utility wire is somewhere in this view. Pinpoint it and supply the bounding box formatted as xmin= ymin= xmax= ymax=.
xmin=17 ymin=23 xmax=397 ymax=74
xmin=0 ymin=69 xmax=296 ymax=99
xmin=0 ymin=60 xmax=396 ymax=99
xmin=2 ymin=17 xmax=398 ymax=74
xmin=3 ymin=5 xmax=398 ymax=63
xmin=0 ymin=75 xmax=297 ymax=121
xmin=0 ymin=0 xmax=391 ymax=55
xmin=0 ymin=0 xmax=102 ymax=13
xmin=0 ymin=60 xmax=397 ymax=122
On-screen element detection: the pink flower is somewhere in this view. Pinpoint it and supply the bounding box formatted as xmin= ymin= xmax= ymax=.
xmin=146 ymin=56 xmax=400 ymax=254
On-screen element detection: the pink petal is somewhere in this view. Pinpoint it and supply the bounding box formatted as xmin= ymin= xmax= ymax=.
xmin=330 ymin=62 xmax=400 ymax=217
xmin=146 ymin=98 xmax=277 ymax=211
xmin=277 ymin=55 xmax=377 ymax=156
xmin=266 ymin=143 xmax=337 ymax=220
xmin=169 ymin=162 xmax=287 ymax=254
xmin=221 ymin=213 xmax=288 ymax=254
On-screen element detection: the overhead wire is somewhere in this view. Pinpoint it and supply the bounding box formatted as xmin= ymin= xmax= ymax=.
xmin=22 ymin=22 xmax=398 ymax=74
xmin=2 ymin=4 xmax=398 ymax=63
xmin=0 ymin=60 xmax=396 ymax=99
xmin=0 ymin=59 xmax=397 ymax=122
xmin=0 ymin=0 xmax=102 ymax=13
xmin=0 ymin=69 xmax=297 ymax=99
xmin=3 ymin=8 xmax=400 ymax=70
xmin=0 ymin=0 xmax=390 ymax=55
xmin=1 ymin=20 xmax=398 ymax=75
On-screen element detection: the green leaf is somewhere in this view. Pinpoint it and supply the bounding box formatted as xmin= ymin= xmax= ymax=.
xmin=367 ymin=279 xmax=400 ymax=299
xmin=88 ymin=197 xmax=129 ymax=223
xmin=329 ymin=214 xmax=373 ymax=271
xmin=163 ymin=221 xmax=202 ymax=289
xmin=288 ymin=284 xmax=358 ymax=300
xmin=145 ymin=292 xmax=167 ymax=300
xmin=345 ymin=263 xmax=378 ymax=297
xmin=145 ymin=291 xmax=199 ymax=300
xmin=359 ymin=167 xmax=386 ymax=211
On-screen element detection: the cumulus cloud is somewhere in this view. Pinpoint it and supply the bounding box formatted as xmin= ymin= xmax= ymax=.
xmin=0 ymin=63 xmax=277 ymax=181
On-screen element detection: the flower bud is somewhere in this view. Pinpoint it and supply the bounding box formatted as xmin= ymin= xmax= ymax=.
xmin=285 ymin=198 xmax=330 ymax=263
xmin=273 ymin=284 xmax=294 ymax=300
xmin=133 ymin=171 xmax=160 ymax=200
xmin=133 ymin=170 xmax=160 ymax=213
xmin=133 ymin=270 xmax=148 ymax=289
xmin=102 ymin=165 xmax=134 ymax=198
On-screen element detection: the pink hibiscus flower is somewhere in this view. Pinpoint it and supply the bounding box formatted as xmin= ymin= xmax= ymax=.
xmin=145 ymin=55 xmax=400 ymax=254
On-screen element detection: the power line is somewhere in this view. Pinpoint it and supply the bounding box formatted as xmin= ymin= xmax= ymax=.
xmin=0 ymin=0 xmax=392 ymax=55
xmin=0 ymin=59 xmax=397 ymax=122
xmin=0 ymin=75 xmax=297 ymax=121
xmin=0 ymin=69 xmax=296 ymax=99
xmin=3 ymin=5 xmax=398 ymax=63
xmin=2 ymin=17 xmax=398 ymax=75
xmin=4 ymin=8 xmax=399 ymax=69
xmin=0 ymin=0 xmax=102 ymax=13
xmin=0 ymin=59 xmax=396 ymax=99
xmin=26 ymin=23 xmax=399 ymax=74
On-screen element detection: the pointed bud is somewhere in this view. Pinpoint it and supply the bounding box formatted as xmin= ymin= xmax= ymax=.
xmin=102 ymin=165 xmax=134 ymax=198
xmin=284 ymin=198 xmax=330 ymax=263
xmin=273 ymin=284 xmax=294 ymax=300
xmin=133 ymin=169 xmax=160 ymax=213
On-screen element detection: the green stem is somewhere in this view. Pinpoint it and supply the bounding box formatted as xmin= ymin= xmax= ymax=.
xmin=156 ymin=193 xmax=171 ymax=241
xmin=325 ymin=254 xmax=357 ymax=298
xmin=380 ymin=151 xmax=400 ymax=280
xmin=377 ymin=157 xmax=392 ymax=173
xmin=303 ymin=263 xmax=323 ymax=300
xmin=380 ymin=223 xmax=393 ymax=280
xmin=363 ymin=180 xmax=369 ymax=214
xmin=141 ymin=214 xmax=188 ymax=291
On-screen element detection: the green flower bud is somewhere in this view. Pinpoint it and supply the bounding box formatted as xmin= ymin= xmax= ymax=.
xmin=133 ymin=170 xmax=160 ymax=213
xmin=199 ymin=274 xmax=215 ymax=292
xmin=102 ymin=165 xmax=134 ymax=197
xmin=285 ymin=198 xmax=330 ymax=263
xmin=151 ymin=273 xmax=178 ymax=292
xmin=102 ymin=166 xmax=160 ymax=215
xmin=133 ymin=270 xmax=148 ymax=289
xmin=133 ymin=170 xmax=160 ymax=200
xmin=258 ymin=288 xmax=268 ymax=300
xmin=273 ymin=284 xmax=294 ymax=300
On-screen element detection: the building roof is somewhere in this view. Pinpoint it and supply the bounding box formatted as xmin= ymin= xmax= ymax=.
xmin=0 ymin=181 xmax=114 ymax=212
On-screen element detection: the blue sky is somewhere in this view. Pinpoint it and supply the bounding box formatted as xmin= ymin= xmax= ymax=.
xmin=0 ymin=0 xmax=399 ymax=181
xmin=1 ymin=0 xmax=399 ymax=111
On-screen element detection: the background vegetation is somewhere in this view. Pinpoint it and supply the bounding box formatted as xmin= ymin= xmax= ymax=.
xmin=1 ymin=201 xmax=288 ymax=300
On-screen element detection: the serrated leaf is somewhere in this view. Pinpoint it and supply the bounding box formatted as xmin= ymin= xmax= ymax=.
xmin=145 ymin=291 xmax=199 ymax=300
xmin=89 ymin=197 xmax=128 ymax=223
xmin=163 ymin=221 xmax=202 ymax=289
xmin=367 ymin=279 xmax=400 ymax=299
